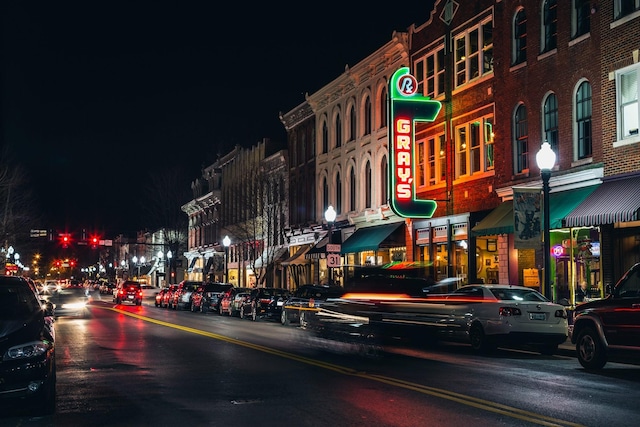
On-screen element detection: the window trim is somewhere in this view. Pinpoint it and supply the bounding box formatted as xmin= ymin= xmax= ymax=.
xmin=614 ymin=63 xmax=640 ymax=147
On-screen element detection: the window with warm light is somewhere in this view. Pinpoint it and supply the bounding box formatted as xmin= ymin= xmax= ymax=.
xmin=453 ymin=17 xmax=493 ymax=89
xmin=454 ymin=115 xmax=495 ymax=179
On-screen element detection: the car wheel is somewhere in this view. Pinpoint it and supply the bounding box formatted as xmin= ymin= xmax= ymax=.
xmin=240 ymin=306 xmax=245 ymax=319
xmin=136 ymin=300 xmax=142 ymax=306
xmin=281 ymin=309 xmax=289 ymax=326
xmin=576 ymin=326 xmax=607 ymax=370
xmin=299 ymin=311 xmax=306 ymax=328
xmin=469 ymin=324 xmax=494 ymax=354
xmin=219 ymin=304 xmax=224 ymax=315
xmin=251 ymin=303 xmax=257 ymax=321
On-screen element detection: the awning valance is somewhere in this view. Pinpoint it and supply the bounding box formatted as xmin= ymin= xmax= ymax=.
xmin=564 ymin=175 xmax=640 ymax=227
xmin=305 ymin=237 xmax=328 ymax=260
xmin=281 ymin=245 xmax=311 ymax=266
xmin=472 ymin=185 xmax=599 ymax=236
xmin=340 ymin=222 xmax=404 ymax=254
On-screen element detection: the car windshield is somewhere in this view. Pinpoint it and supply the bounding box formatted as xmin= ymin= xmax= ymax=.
xmin=0 ymin=283 xmax=40 ymax=319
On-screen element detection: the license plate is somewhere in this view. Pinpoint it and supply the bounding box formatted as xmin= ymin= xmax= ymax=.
xmin=127 ymin=295 xmax=134 ymax=299
xmin=277 ymin=301 xmax=283 ymax=306
xmin=529 ymin=312 xmax=546 ymax=320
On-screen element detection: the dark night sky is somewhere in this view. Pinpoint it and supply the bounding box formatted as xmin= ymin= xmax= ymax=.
xmin=1 ymin=1 xmax=435 ymax=237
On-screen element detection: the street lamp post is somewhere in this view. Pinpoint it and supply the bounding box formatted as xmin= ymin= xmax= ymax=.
xmin=324 ymin=205 xmax=336 ymax=285
xmin=223 ymin=235 xmax=231 ymax=283
xmin=166 ymin=250 xmax=173 ymax=284
xmin=536 ymin=141 xmax=556 ymax=301
xmin=132 ymin=256 xmax=145 ymax=281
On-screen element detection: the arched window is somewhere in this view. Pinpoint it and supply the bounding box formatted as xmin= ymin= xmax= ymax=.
xmin=322 ymin=121 xmax=328 ymax=154
xmin=543 ymin=93 xmax=559 ymax=154
xmin=364 ymin=96 xmax=372 ymax=135
xmin=335 ymin=171 xmax=342 ymax=214
xmin=541 ymin=0 xmax=557 ymax=53
xmin=513 ymin=9 xmax=527 ymax=65
xmin=575 ymin=81 xmax=592 ymax=159
xmin=513 ymin=104 xmax=528 ymax=174
xmin=323 ymin=176 xmax=329 ymax=213
xmin=349 ymin=104 xmax=356 ymax=141
xmin=335 ymin=113 xmax=342 ymax=148
xmin=380 ymin=86 xmax=388 ymax=129
xmin=349 ymin=166 xmax=356 ymax=212
xmin=365 ymin=161 xmax=372 ymax=208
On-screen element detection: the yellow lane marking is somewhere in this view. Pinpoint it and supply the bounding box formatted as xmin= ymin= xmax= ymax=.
xmin=102 ymin=306 xmax=585 ymax=427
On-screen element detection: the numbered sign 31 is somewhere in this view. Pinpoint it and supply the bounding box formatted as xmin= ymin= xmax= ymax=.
xmin=326 ymin=253 xmax=341 ymax=268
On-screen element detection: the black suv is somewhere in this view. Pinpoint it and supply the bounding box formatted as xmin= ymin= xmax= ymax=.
xmin=281 ymin=284 xmax=344 ymax=326
xmin=571 ymin=262 xmax=640 ymax=369
xmin=113 ymin=280 xmax=143 ymax=305
xmin=0 ymin=276 xmax=56 ymax=415
xmin=240 ymin=287 xmax=290 ymax=321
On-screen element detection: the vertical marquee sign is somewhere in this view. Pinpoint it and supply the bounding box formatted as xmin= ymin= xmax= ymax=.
xmin=388 ymin=67 xmax=442 ymax=218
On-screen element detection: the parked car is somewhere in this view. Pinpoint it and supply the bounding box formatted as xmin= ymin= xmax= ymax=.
xmin=239 ymin=287 xmax=291 ymax=321
xmin=219 ymin=287 xmax=253 ymax=316
xmin=99 ymin=282 xmax=116 ymax=295
xmin=0 ymin=275 xmax=56 ymax=415
xmin=113 ymin=280 xmax=143 ymax=305
xmin=190 ymin=282 xmax=233 ymax=313
xmin=571 ymin=262 xmax=640 ymax=369
xmin=45 ymin=285 xmax=92 ymax=318
xmin=308 ymin=282 xmax=568 ymax=354
xmin=171 ymin=280 xmax=202 ymax=310
xmin=161 ymin=284 xmax=179 ymax=309
xmin=155 ymin=288 xmax=167 ymax=307
xmin=281 ymin=284 xmax=345 ymax=326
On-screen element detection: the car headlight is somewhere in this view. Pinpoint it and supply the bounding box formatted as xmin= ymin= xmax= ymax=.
xmin=4 ymin=340 xmax=53 ymax=361
xmin=61 ymin=301 xmax=87 ymax=310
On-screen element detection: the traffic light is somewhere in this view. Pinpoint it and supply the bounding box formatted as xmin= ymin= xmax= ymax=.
xmin=90 ymin=235 xmax=100 ymax=249
xmin=60 ymin=234 xmax=71 ymax=248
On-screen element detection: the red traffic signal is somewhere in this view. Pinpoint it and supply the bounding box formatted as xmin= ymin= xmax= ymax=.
xmin=90 ymin=235 xmax=100 ymax=248
xmin=60 ymin=234 xmax=71 ymax=248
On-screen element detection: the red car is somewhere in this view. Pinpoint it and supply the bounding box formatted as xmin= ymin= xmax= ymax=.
xmin=161 ymin=284 xmax=179 ymax=309
xmin=113 ymin=280 xmax=143 ymax=305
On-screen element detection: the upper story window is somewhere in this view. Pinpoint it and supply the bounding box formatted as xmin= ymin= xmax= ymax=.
xmin=335 ymin=113 xmax=342 ymax=148
xmin=543 ymin=93 xmax=559 ymax=155
xmin=513 ymin=104 xmax=528 ymax=174
xmin=322 ymin=176 xmax=329 ymax=212
xmin=541 ymin=0 xmax=557 ymax=53
xmin=335 ymin=171 xmax=342 ymax=214
xmin=616 ymin=64 xmax=639 ymax=142
xmin=415 ymin=45 xmax=445 ymax=98
xmin=417 ymin=131 xmax=446 ymax=187
xmin=364 ymin=161 xmax=372 ymax=209
xmin=322 ymin=121 xmax=328 ymax=154
xmin=455 ymin=115 xmax=494 ymax=179
xmin=364 ymin=96 xmax=372 ymax=135
xmin=572 ymin=0 xmax=590 ymax=38
xmin=615 ymin=0 xmax=640 ymax=20
xmin=379 ymin=86 xmax=388 ymax=128
xmin=349 ymin=166 xmax=356 ymax=212
xmin=349 ymin=104 xmax=356 ymax=141
xmin=512 ymin=8 xmax=527 ymax=65
xmin=454 ymin=18 xmax=493 ymax=88
xmin=575 ymin=81 xmax=592 ymax=159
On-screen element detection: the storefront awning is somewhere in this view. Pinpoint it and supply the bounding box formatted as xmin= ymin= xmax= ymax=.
xmin=472 ymin=201 xmax=514 ymax=236
xmin=253 ymin=248 xmax=288 ymax=268
xmin=340 ymin=222 xmax=404 ymax=254
xmin=305 ymin=237 xmax=328 ymax=260
xmin=472 ymin=185 xmax=599 ymax=236
xmin=565 ymin=175 xmax=640 ymax=227
xmin=281 ymin=245 xmax=310 ymax=266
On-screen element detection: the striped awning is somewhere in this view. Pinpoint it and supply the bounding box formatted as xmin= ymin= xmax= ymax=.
xmin=564 ymin=175 xmax=640 ymax=227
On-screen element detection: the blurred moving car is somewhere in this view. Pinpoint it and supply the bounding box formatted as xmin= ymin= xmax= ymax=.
xmin=239 ymin=287 xmax=290 ymax=321
xmin=190 ymin=282 xmax=233 ymax=313
xmin=113 ymin=280 xmax=143 ymax=305
xmin=99 ymin=282 xmax=116 ymax=295
xmin=171 ymin=280 xmax=202 ymax=310
xmin=219 ymin=287 xmax=252 ymax=316
xmin=309 ymin=282 xmax=568 ymax=354
xmin=0 ymin=275 xmax=56 ymax=415
xmin=45 ymin=285 xmax=92 ymax=318
xmin=281 ymin=284 xmax=345 ymax=326
xmin=571 ymin=262 xmax=640 ymax=369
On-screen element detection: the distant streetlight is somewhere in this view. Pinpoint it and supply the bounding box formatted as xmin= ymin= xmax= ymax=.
xmin=132 ymin=256 xmax=145 ymax=281
xmin=536 ymin=141 xmax=556 ymax=301
xmin=166 ymin=250 xmax=173 ymax=284
xmin=223 ymin=235 xmax=231 ymax=283
xmin=324 ymin=205 xmax=336 ymax=285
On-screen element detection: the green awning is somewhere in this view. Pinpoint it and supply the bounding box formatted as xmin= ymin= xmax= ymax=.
xmin=340 ymin=222 xmax=404 ymax=254
xmin=472 ymin=185 xmax=599 ymax=236
xmin=472 ymin=201 xmax=514 ymax=236
xmin=548 ymin=185 xmax=599 ymax=229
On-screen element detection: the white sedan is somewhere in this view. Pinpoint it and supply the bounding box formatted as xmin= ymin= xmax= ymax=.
xmin=311 ymin=283 xmax=569 ymax=355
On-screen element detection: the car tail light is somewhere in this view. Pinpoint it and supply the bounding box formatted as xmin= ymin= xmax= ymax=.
xmin=499 ymin=307 xmax=522 ymax=316
xmin=555 ymin=309 xmax=567 ymax=318
xmin=259 ymin=298 xmax=271 ymax=304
